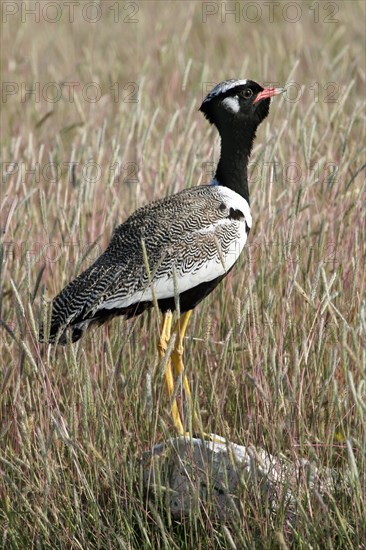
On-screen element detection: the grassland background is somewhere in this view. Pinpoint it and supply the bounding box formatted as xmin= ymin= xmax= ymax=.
xmin=1 ymin=0 xmax=365 ymax=548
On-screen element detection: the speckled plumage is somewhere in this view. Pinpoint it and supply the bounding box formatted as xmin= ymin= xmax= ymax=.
xmin=46 ymin=185 xmax=251 ymax=342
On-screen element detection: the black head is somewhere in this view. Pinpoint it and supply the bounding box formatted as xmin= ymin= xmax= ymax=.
xmin=200 ymin=79 xmax=285 ymax=134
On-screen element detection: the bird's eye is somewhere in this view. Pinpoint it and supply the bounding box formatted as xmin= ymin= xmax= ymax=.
xmin=241 ymin=89 xmax=253 ymax=99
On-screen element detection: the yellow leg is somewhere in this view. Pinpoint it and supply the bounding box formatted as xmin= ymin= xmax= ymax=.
xmin=171 ymin=310 xmax=200 ymax=433
xmin=158 ymin=311 xmax=184 ymax=435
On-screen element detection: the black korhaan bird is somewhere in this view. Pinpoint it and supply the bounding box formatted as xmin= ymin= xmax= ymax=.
xmin=41 ymin=79 xmax=285 ymax=434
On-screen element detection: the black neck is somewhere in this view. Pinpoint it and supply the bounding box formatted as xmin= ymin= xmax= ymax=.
xmin=214 ymin=123 xmax=256 ymax=203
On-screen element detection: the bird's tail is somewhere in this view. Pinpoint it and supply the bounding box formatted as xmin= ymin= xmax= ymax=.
xmin=39 ymin=262 xmax=120 ymax=345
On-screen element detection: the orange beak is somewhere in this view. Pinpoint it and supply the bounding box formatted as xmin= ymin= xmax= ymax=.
xmin=253 ymin=87 xmax=286 ymax=104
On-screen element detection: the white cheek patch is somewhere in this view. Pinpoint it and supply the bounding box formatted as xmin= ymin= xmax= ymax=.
xmin=222 ymin=95 xmax=240 ymax=113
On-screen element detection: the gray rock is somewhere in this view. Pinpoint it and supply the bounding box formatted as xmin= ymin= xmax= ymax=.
xmin=143 ymin=435 xmax=292 ymax=519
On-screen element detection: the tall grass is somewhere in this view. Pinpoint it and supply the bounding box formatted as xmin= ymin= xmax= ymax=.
xmin=1 ymin=1 xmax=365 ymax=547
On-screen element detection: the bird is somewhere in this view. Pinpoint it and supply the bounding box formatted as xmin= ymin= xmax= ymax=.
xmin=40 ymin=79 xmax=285 ymax=435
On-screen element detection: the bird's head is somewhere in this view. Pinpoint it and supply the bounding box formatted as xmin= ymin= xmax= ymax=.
xmin=199 ymin=79 xmax=285 ymax=134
